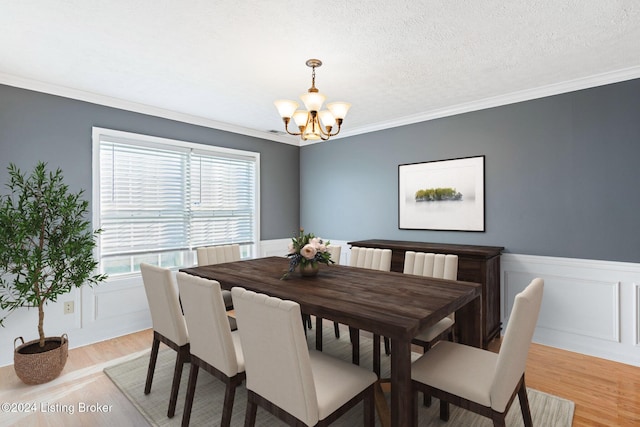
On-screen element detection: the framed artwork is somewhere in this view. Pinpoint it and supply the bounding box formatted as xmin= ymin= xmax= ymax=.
xmin=398 ymin=155 xmax=485 ymax=231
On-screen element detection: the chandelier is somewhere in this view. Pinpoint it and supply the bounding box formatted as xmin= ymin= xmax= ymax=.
xmin=274 ymin=59 xmax=351 ymax=141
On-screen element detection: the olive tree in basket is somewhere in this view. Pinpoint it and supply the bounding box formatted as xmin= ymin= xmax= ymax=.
xmin=0 ymin=162 xmax=107 ymax=384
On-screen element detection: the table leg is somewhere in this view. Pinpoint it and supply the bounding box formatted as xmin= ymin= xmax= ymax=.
xmin=390 ymin=338 xmax=412 ymax=427
xmin=455 ymin=294 xmax=483 ymax=348
xmin=348 ymin=327 xmax=360 ymax=365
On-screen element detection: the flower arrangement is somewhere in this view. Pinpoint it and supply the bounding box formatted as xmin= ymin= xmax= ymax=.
xmin=283 ymin=228 xmax=333 ymax=278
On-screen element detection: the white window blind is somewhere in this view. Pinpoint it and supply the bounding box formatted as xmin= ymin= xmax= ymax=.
xmin=94 ymin=129 xmax=258 ymax=276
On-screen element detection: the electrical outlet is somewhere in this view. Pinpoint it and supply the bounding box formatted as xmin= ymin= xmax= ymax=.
xmin=63 ymin=301 xmax=74 ymax=314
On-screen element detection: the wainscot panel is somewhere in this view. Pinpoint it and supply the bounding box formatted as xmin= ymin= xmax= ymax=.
xmin=502 ymin=253 xmax=640 ymax=367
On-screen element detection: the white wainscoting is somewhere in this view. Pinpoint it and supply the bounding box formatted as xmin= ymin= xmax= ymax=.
xmin=0 ymin=274 xmax=152 ymax=368
xmin=501 ymin=253 xmax=640 ymax=367
xmin=0 ymin=239 xmax=294 ymax=367
xmin=259 ymin=238 xmax=289 ymax=258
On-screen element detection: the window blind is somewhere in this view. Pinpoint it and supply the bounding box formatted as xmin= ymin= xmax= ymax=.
xmin=96 ymin=132 xmax=257 ymax=276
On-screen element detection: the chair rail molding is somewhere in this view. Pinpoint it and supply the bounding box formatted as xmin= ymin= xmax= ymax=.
xmin=501 ymin=253 xmax=640 ymax=367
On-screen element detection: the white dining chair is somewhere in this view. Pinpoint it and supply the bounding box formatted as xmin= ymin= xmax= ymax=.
xmin=176 ymin=272 xmax=245 ymax=427
xmin=349 ymin=246 xmax=392 ymax=376
xmin=304 ymin=244 xmax=343 ymax=333
xmin=196 ymin=243 xmax=241 ymax=310
xmin=231 ymin=287 xmax=377 ymax=426
xmin=140 ymin=263 xmax=190 ymax=418
xmin=404 ymin=251 xmax=459 ymax=349
xmin=325 ymin=245 xmax=342 ymax=338
xmin=403 ymin=251 xmax=459 ymax=406
xmin=196 ymin=243 xmax=241 ymax=265
xmin=411 ymin=278 xmax=544 ymax=426
xmin=349 ymin=246 xmax=392 ymax=271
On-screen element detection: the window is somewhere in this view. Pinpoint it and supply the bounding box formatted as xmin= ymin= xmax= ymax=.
xmin=92 ymin=128 xmax=259 ymax=277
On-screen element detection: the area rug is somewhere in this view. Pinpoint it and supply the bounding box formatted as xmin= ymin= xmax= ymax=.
xmin=105 ymin=327 xmax=574 ymax=426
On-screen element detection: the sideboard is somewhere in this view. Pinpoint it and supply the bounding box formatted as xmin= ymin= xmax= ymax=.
xmin=347 ymin=239 xmax=504 ymax=348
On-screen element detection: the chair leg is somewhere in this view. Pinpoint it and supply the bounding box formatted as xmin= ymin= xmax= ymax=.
xmin=144 ymin=336 xmax=160 ymax=394
xmin=244 ymin=391 xmax=258 ymax=427
xmin=221 ymin=381 xmax=239 ymax=427
xmin=168 ymin=345 xmax=189 ymax=418
xmin=518 ymin=381 xmax=533 ymax=427
xmin=412 ymin=387 xmax=420 ymax=426
xmin=363 ymin=385 xmax=375 ymax=427
xmin=372 ymin=334 xmax=381 ymax=377
xmin=181 ymin=363 xmax=199 ymax=427
xmin=423 ymin=392 xmax=432 ymax=407
xmin=333 ymin=321 xmax=340 ymax=338
xmin=301 ymin=313 xmax=312 ymax=330
xmin=421 ymin=343 xmax=432 ymax=407
xmin=491 ymin=415 xmax=507 ymax=427
xmin=439 ymin=399 xmax=450 ymax=421
xmin=316 ymin=317 xmax=324 ymax=351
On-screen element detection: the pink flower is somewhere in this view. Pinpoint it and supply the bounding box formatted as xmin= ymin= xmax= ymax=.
xmin=301 ymin=244 xmax=317 ymax=260
xmin=311 ymin=237 xmax=327 ymax=252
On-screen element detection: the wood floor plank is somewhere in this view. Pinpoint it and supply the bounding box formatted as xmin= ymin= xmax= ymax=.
xmin=524 ymin=342 xmax=640 ymax=426
xmin=0 ymin=330 xmax=153 ymax=427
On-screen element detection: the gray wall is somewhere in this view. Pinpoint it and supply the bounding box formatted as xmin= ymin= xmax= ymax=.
xmin=301 ymin=78 xmax=640 ymax=263
xmin=0 ymin=84 xmax=300 ymax=240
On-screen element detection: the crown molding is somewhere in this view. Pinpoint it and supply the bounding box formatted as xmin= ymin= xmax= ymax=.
xmin=3 ymin=66 xmax=639 ymax=147
xmin=0 ymin=72 xmax=299 ymax=146
xmin=336 ymin=65 xmax=640 ymax=141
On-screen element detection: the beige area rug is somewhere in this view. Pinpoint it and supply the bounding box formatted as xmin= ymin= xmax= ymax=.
xmin=105 ymin=327 xmax=574 ymax=426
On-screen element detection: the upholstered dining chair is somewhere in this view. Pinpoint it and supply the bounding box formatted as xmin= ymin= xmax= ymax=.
xmin=140 ymin=263 xmax=190 ymax=418
xmin=326 ymin=245 xmax=342 ymax=338
xmin=403 ymin=251 xmax=459 ymax=406
xmin=231 ymin=287 xmax=378 ymax=427
xmin=303 ymin=244 xmax=343 ymax=333
xmin=176 ymin=272 xmax=245 ymax=427
xmin=327 ymin=244 xmax=342 ymax=265
xmin=196 ymin=243 xmax=241 ymax=310
xmin=349 ymin=246 xmax=392 ymax=271
xmin=349 ymin=246 xmax=392 ymax=376
xmin=411 ymin=278 xmax=544 ymax=426
xmin=404 ymin=251 xmax=459 ymax=350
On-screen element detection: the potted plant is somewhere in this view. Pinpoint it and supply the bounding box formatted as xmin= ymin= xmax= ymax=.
xmin=0 ymin=162 xmax=107 ymax=384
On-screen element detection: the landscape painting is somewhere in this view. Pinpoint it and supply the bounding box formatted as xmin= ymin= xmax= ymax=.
xmin=398 ymin=156 xmax=485 ymax=231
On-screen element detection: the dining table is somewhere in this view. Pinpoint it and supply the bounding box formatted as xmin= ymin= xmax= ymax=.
xmin=180 ymin=256 xmax=482 ymax=427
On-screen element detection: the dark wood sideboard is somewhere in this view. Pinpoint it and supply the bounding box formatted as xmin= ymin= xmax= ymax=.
xmin=347 ymin=239 xmax=504 ymax=348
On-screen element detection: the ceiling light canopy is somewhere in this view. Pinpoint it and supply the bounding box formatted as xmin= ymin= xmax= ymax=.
xmin=274 ymin=59 xmax=351 ymax=141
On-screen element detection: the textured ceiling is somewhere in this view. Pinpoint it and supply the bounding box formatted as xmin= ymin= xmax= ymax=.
xmin=1 ymin=1 xmax=640 ymax=145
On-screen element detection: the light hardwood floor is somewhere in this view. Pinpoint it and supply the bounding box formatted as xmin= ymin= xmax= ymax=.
xmin=0 ymin=327 xmax=638 ymax=426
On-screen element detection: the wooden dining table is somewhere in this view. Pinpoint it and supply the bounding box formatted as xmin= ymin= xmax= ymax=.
xmin=180 ymin=256 xmax=482 ymax=427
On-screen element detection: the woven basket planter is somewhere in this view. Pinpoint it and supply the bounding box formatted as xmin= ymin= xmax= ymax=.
xmin=14 ymin=334 xmax=68 ymax=385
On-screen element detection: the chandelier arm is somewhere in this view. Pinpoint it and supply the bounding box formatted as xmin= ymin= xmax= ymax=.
xmin=318 ymin=121 xmax=342 ymax=137
xmin=327 ymin=120 xmax=343 ymax=137
xmin=282 ymin=118 xmax=302 ymax=136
